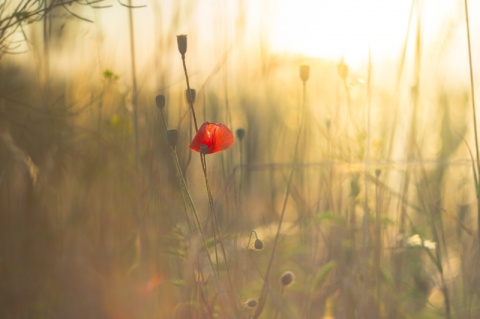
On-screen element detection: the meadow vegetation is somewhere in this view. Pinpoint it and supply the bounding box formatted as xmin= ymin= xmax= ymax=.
xmin=1 ymin=1 xmax=480 ymax=318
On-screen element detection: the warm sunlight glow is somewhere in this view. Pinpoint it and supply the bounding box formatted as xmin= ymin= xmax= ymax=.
xmin=269 ymin=0 xmax=412 ymax=65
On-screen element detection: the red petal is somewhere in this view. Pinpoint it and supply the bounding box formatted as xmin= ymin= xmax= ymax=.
xmin=189 ymin=122 xmax=234 ymax=154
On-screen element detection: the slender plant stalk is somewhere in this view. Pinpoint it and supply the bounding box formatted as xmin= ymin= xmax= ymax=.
xmin=464 ymin=0 xmax=480 ymax=248
xmin=127 ymin=0 xmax=140 ymax=171
xmin=359 ymin=48 xmax=373 ymax=318
xmin=178 ymin=42 xmax=236 ymax=313
xmin=42 ymin=0 xmax=50 ymax=107
xmin=252 ymin=75 xmax=308 ymax=319
xmin=126 ymin=2 xmax=148 ymax=294
xmin=201 ymin=154 xmax=233 ymax=285
xmin=180 ymin=56 xmax=231 ymax=281
xmin=159 ymin=109 xmax=191 ymax=228
xmin=374 ymin=170 xmax=382 ymax=312
xmin=181 ymin=55 xmax=199 ymax=132
xmin=170 ymin=147 xmax=218 ymax=282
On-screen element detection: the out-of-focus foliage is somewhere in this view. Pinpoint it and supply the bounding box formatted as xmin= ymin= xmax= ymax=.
xmin=0 ymin=0 xmax=109 ymax=57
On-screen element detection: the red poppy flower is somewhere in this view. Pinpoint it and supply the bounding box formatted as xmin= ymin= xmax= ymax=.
xmin=189 ymin=122 xmax=234 ymax=154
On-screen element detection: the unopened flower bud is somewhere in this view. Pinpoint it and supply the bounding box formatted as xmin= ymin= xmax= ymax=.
xmin=176 ymin=35 xmax=187 ymax=56
xmin=185 ymin=89 xmax=196 ymax=104
xmin=300 ymin=65 xmax=310 ymax=83
xmin=166 ymin=129 xmax=179 ymax=147
xmin=155 ymin=95 xmax=165 ymax=109
xmin=236 ymin=128 xmax=246 ymax=141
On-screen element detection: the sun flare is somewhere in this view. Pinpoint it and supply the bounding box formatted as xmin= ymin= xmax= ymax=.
xmin=269 ymin=0 xmax=412 ymax=65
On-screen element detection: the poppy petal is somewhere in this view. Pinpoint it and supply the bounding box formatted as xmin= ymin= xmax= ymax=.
xmin=189 ymin=122 xmax=234 ymax=154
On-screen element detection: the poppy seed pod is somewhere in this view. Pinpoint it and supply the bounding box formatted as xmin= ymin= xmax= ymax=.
xmin=236 ymin=128 xmax=246 ymax=141
xmin=254 ymin=238 xmax=264 ymax=250
xmin=300 ymin=65 xmax=310 ymax=82
xmin=280 ymin=271 xmax=294 ymax=287
xmin=176 ymin=35 xmax=187 ymax=56
xmin=245 ymin=299 xmax=257 ymax=308
xmin=185 ymin=89 xmax=196 ymax=104
xmin=166 ymin=129 xmax=179 ymax=147
xmin=155 ymin=95 xmax=165 ymax=109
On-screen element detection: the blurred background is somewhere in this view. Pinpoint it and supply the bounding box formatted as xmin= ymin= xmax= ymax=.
xmin=1 ymin=0 xmax=480 ymax=318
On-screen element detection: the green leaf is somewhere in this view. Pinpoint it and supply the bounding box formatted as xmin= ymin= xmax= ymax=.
xmin=313 ymin=261 xmax=336 ymax=291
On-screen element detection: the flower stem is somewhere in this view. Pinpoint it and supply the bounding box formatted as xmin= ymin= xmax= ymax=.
xmin=201 ymin=154 xmax=234 ymax=288
xmin=171 ymin=147 xmax=218 ymax=282
xmin=181 ymin=56 xmax=199 ymax=132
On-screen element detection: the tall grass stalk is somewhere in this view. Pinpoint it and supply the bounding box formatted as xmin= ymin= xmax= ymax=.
xmin=389 ymin=3 xmax=419 ymax=317
xmin=42 ymin=0 xmax=50 ymax=106
xmin=417 ymin=162 xmax=452 ymax=319
xmin=252 ymin=66 xmax=309 ymax=319
xmin=463 ymin=0 xmax=480 ymax=248
xmin=127 ymin=0 xmax=140 ymax=171
xmin=365 ymin=49 xmax=373 ymax=315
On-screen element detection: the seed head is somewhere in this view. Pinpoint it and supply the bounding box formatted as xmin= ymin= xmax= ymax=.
xmin=280 ymin=271 xmax=295 ymax=287
xmin=236 ymin=128 xmax=246 ymax=141
xmin=254 ymin=238 xmax=264 ymax=250
xmin=155 ymin=95 xmax=166 ymax=109
xmin=245 ymin=299 xmax=257 ymax=308
xmin=185 ymin=89 xmax=196 ymax=104
xmin=166 ymin=129 xmax=179 ymax=147
xmin=176 ymin=35 xmax=187 ymax=56
xmin=300 ymin=65 xmax=310 ymax=83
